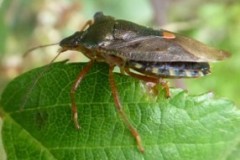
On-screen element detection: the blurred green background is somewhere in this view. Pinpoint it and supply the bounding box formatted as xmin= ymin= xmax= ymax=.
xmin=0 ymin=0 xmax=239 ymax=105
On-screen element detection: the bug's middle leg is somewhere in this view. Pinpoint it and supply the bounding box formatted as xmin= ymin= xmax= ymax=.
xmin=109 ymin=66 xmax=144 ymax=152
xmin=70 ymin=60 xmax=95 ymax=129
xmin=124 ymin=68 xmax=170 ymax=97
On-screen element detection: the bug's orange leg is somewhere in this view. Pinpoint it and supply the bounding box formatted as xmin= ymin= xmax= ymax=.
xmin=80 ymin=20 xmax=93 ymax=31
xmin=124 ymin=68 xmax=170 ymax=97
xmin=124 ymin=68 xmax=159 ymax=83
xmin=159 ymin=79 xmax=170 ymax=98
xmin=109 ymin=66 xmax=144 ymax=152
xmin=143 ymin=82 xmax=159 ymax=97
xmin=71 ymin=60 xmax=95 ymax=129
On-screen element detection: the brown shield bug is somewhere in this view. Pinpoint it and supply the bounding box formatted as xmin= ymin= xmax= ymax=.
xmin=24 ymin=12 xmax=230 ymax=152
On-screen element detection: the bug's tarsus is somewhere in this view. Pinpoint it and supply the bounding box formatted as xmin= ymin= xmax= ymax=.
xmin=125 ymin=68 xmax=170 ymax=97
xmin=23 ymin=43 xmax=59 ymax=58
xmin=109 ymin=66 xmax=144 ymax=152
xmin=143 ymin=82 xmax=159 ymax=97
xmin=70 ymin=60 xmax=95 ymax=129
xmin=159 ymin=80 xmax=170 ymax=98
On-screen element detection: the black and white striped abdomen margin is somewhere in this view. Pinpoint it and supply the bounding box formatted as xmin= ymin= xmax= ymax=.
xmin=126 ymin=60 xmax=210 ymax=78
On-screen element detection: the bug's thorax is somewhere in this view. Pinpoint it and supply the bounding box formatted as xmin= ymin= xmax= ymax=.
xmin=60 ymin=14 xmax=110 ymax=52
xmin=59 ymin=13 xmax=126 ymax=67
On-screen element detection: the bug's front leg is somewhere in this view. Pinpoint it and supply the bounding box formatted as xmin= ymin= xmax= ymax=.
xmin=124 ymin=68 xmax=170 ymax=98
xmin=109 ymin=66 xmax=144 ymax=152
xmin=70 ymin=60 xmax=95 ymax=129
xmin=80 ymin=20 xmax=93 ymax=31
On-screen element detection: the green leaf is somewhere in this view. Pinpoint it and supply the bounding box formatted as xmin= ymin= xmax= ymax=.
xmin=0 ymin=61 xmax=240 ymax=160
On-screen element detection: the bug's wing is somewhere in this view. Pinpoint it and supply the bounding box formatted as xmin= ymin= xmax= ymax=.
xmin=103 ymin=34 xmax=230 ymax=62
xmin=175 ymin=34 xmax=230 ymax=62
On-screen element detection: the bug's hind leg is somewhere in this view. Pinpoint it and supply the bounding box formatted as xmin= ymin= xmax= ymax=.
xmin=124 ymin=68 xmax=170 ymax=98
xmin=70 ymin=60 xmax=95 ymax=129
xmin=109 ymin=66 xmax=144 ymax=152
xmin=159 ymin=79 xmax=170 ymax=98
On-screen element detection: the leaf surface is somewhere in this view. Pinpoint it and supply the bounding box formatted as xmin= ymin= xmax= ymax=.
xmin=0 ymin=61 xmax=240 ymax=160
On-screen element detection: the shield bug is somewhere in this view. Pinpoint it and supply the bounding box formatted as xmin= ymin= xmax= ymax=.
xmin=24 ymin=12 xmax=230 ymax=152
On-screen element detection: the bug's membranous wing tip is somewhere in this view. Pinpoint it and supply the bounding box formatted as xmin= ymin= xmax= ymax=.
xmin=176 ymin=35 xmax=231 ymax=62
xmin=219 ymin=50 xmax=231 ymax=60
xmin=205 ymin=48 xmax=231 ymax=62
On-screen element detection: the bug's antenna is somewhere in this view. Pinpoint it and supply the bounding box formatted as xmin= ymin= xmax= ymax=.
xmin=23 ymin=43 xmax=59 ymax=57
xmin=20 ymin=46 xmax=66 ymax=111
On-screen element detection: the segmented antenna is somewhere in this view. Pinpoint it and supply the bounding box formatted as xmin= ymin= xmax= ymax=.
xmin=23 ymin=43 xmax=59 ymax=57
xmin=20 ymin=43 xmax=65 ymax=111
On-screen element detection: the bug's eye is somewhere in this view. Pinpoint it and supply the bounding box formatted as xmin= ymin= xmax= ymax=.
xmin=94 ymin=12 xmax=104 ymax=20
xmin=60 ymin=31 xmax=84 ymax=48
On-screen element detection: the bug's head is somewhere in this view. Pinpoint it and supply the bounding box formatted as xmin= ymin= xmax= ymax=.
xmin=59 ymin=31 xmax=85 ymax=52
